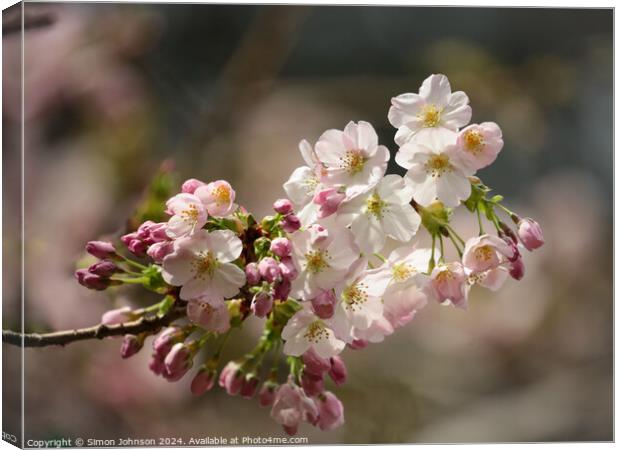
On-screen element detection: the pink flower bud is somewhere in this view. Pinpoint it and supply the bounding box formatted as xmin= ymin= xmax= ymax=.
xmin=146 ymin=241 xmax=174 ymax=263
xmin=191 ymin=368 xmax=216 ymax=396
xmin=138 ymin=221 xmax=169 ymax=244
xmin=328 ymin=356 xmax=347 ymax=386
xmin=182 ymin=178 xmax=206 ymax=194
xmin=164 ymin=343 xmax=193 ymax=382
xmin=279 ymin=257 xmax=298 ymax=281
xmin=301 ymin=371 xmax=324 ymax=397
xmin=120 ymin=334 xmax=143 ymax=359
xmin=88 ymin=260 xmax=120 ymax=277
xmin=127 ymin=239 xmax=148 ymax=257
xmin=273 ymin=198 xmax=293 ymax=215
xmin=245 ymin=262 xmax=261 ymax=285
xmin=153 ymin=327 xmax=184 ymax=355
xmin=316 ymin=391 xmax=344 ymax=431
xmin=518 ymin=218 xmax=544 ymax=250
xmin=313 ymin=187 xmax=345 ymax=219
xmin=218 ymin=361 xmax=244 ymax=396
xmin=311 ymin=290 xmax=337 ymax=319
xmin=270 ymin=237 xmax=292 ymax=257
xmin=281 ymin=214 xmax=301 ymax=233
xmin=251 ymin=292 xmax=273 ymax=318
xmin=85 ymin=241 xmax=117 ymax=259
xmin=101 ymin=306 xmax=134 ymax=326
xmin=348 ymin=339 xmax=368 ymax=350
xmin=240 ymin=374 xmax=260 ymax=399
xmin=258 ymin=257 xmax=281 ymax=283
xmin=509 ymin=256 xmax=525 ymax=280
xmin=258 ymin=382 xmax=277 ymax=407
xmin=75 ymin=269 xmax=110 ymax=291
xmin=302 ymin=347 xmax=331 ymax=376
xmin=273 ymin=279 xmax=291 ymax=301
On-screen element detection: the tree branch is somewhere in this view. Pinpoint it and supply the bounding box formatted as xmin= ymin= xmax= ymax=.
xmin=2 ymin=307 xmax=186 ymax=348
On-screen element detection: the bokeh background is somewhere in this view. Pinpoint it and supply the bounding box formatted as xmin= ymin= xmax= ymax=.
xmin=2 ymin=3 xmax=612 ymax=445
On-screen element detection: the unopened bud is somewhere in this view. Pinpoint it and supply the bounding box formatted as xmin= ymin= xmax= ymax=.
xmin=273 ymin=198 xmax=293 ymax=215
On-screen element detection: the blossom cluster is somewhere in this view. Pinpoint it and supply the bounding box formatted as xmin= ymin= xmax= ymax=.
xmin=76 ymin=74 xmax=544 ymax=436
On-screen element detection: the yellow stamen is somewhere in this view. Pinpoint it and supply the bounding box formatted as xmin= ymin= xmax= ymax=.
xmin=305 ymin=250 xmax=330 ymax=273
xmin=192 ymin=251 xmax=219 ymax=279
xmin=463 ymin=130 xmax=485 ymax=154
xmin=366 ymin=193 xmax=387 ymax=219
xmin=212 ymin=185 xmax=231 ymax=206
xmin=425 ymin=154 xmax=452 ymax=178
xmin=474 ymin=245 xmax=494 ymax=262
xmin=342 ymin=283 xmax=368 ymax=311
xmin=392 ymin=263 xmax=415 ymax=282
xmin=181 ymin=204 xmax=200 ymax=223
xmin=340 ymin=150 xmax=366 ymax=175
xmin=419 ymin=104 xmax=441 ymax=127
xmin=304 ymin=321 xmax=329 ymax=343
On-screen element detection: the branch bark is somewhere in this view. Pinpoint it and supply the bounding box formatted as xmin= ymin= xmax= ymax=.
xmin=2 ymin=307 xmax=186 ymax=348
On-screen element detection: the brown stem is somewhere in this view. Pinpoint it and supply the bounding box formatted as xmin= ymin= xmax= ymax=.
xmin=2 ymin=307 xmax=186 ymax=348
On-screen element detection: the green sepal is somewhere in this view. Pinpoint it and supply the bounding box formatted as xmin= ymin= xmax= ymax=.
xmin=141 ymin=265 xmax=169 ymax=293
xmin=157 ymin=295 xmax=176 ymax=318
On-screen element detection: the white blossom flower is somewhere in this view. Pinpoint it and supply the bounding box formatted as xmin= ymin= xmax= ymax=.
xmin=397 ymin=128 xmax=473 ymax=208
xmin=282 ymin=304 xmax=346 ymax=358
xmin=289 ymin=220 xmax=360 ymax=300
xmin=388 ymin=74 xmax=472 ymax=146
xmin=357 ymin=246 xmax=430 ymax=341
xmin=195 ymin=180 xmax=236 ymax=217
xmin=337 ymin=175 xmax=421 ymax=253
xmin=456 ymin=122 xmax=504 ymax=171
xmin=162 ymin=229 xmax=246 ymax=300
xmin=186 ymin=297 xmax=230 ymax=333
xmin=283 ymin=140 xmax=325 ymax=226
xmin=165 ymin=193 xmax=208 ymax=239
xmin=330 ymin=258 xmax=385 ymax=343
xmin=315 ymin=121 xmax=389 ymax=199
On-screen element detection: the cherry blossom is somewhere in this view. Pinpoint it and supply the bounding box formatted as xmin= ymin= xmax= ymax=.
xmin=162 ymin=229 xmax=245 ymax=300
xmin=195 ymin=180 xmax=236 ymax=217
xmin=289 ymin=220 xmax=360 ymax=300
xmin=314 ymin=121 xmax=390 ymax=199
xmin=165 ymin=193 xmax=208 ymax=239
xmin=337 ymin=174 xmax=421 ymax=253
xmin=397 ymin=128 xmax=473 ymax=208
xmin=186 ymin=297 xmax=231 ymax=333
xmin=456 ymin=122 xmax=504 ymax=171
xmin=282 ymin=304 xmax=345 ymax=359
xmin=388 ymin=73 xmax=472 ymax=146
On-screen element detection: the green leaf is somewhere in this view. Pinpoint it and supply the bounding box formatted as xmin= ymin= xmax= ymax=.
xmin=489 ymin=195 xmax=504 ymax=203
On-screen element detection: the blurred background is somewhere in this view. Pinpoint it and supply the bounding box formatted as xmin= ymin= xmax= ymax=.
xmin=2 ymin=3 xmax=612 ymax=444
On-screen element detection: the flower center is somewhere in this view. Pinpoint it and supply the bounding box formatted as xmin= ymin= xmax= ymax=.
xmin=342 ymin=283 xmax=368 ymax=311
xmin=305 ymin=250 xmax=330 ymax=274
xmin=212 ymin=185 xmax=231 ymax=206
xmin=192 ymin=251 xmax=219 ymax=278
xmin=463 ymin=130 xmax=485 ymax=154
xmin=435 ymin=268 xmax=454 ymax=283
xmin=392 ymin=263 xmax=415 ymax=282
xmin=340 ymin=150 xmax=366 ymax=175
xmin=365 ymin=193 xmax=387 ymax=219
xmin=424 ymin=154 xmax=452 ymax=178
xmin=303 ymin=320 xmax=329 ymax=343
xmin=474 ymin=245 xmax=494 ymax=262
xmin=181 ymin=204 xmax=200 ymax=223
xmin=419 ymin=104 xmax=441 ymax=127
xmin=304 ymin=176 xmax=319 ymax=193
